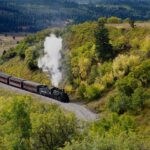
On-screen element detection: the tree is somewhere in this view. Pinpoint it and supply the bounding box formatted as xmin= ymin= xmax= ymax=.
xmin=95 ymin=20 xmax=113 ymax=61
xmin=128 ymin=18 xmax=135 ymax=28
xmin=31 ymin=106 xmax=77 ymax=150
xmin=11 ymin=96 xmax=31 ymax=150
xmin=25 ymin=46 xmax=39 ymax=71
xmin=98 ymin=17 xmax=107 ymax=24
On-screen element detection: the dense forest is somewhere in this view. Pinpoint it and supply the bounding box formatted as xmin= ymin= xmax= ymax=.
xmin=0 ymin=17 xmax=150 ymax=149
xmin=0 ymin=0 xmax=150 ymax=32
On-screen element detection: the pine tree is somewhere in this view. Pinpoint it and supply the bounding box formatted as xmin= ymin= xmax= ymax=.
xmin=95 ymin=20 xmax=113 ymax=62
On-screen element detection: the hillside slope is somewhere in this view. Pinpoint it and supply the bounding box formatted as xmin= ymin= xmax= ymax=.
xmin=1 ymin=0 xmax=150 ymax=32
xmin=0 ymin=29 xmax=52 ymax=85
xmin=60 ymin=20 xmax=150 ymax=150
xmin=0 ymin=20 xmax=150 ymax=149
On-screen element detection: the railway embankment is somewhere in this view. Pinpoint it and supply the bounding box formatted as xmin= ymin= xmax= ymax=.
xmin=0 ymin=82 xmax=98 ymax=121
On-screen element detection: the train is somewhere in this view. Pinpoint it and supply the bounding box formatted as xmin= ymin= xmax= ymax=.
xmin=0 ymin=72 xmax=69 ymax=103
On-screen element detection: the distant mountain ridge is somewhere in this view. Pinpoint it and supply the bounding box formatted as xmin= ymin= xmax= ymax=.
xmin=0 ymin=0 xmax=150 ymax=32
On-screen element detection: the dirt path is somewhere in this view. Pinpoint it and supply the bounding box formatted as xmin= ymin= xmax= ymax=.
xmin=0 ymin=82 xmax=98 ymax=121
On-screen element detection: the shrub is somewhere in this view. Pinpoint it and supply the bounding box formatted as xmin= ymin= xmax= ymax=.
xmin=98 ymin=62 xmax=112 ymax=77
xmin=98 ymin=17 xmax=107 ymax=24
xmin=108 ymin=92 xmax=131 ymax=114
xmin=87 ymin=65 xmax=98 ymax=84
xmin=130 ymin=37 xmax=140 ymax=50
xmin=111 ymin=35 xmax=128 ymax=53
xmin=18 ymin=41 xmax=29 ymax=59
xmin=108 ymin=85 xmax=147 ymax=114
xmin=140 ymin=36 xmax=150 ymax=52
xmin=131 ymin=87 xmax=147 ymax=112
xmin=100 ymin=73 xmax=114 ymax=88
xmin=112 ymin=54 xmax=140 ymax=79
xmin=107 ymin=17 xmax=122 ymax=24
xmin=77 ymin=83 xmax=86 ymax=98
xmin=84 ymin=83 xmax=102 ymax=100
xmin=61 ymin=114 xmax=149 ymax=150
xmin=131 ymin=60 xmax=150 ymax=86
xmin=25 ymin=46 xmax=39 ymax=71
xmin=1 ymin=48 xmax=17 ymax=61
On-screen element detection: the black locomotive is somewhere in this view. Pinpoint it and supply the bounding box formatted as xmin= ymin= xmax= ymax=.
xmin=0 ymin=72 xmax=69 ymax=103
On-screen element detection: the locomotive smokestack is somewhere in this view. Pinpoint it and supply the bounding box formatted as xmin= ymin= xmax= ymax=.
xmin=38 ymin=34 xmax=62 ymax=87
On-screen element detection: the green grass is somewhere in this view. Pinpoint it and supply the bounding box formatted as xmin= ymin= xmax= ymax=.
xmin=0 ymin=57 xmax=51 ymax=86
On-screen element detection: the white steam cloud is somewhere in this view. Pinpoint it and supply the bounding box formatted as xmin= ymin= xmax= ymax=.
xmin=38 ymin=34 xmax=62 ymax=87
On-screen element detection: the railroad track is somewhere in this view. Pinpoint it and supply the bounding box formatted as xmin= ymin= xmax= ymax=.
xmin=0 ymin=82 xmax=98 ymax=121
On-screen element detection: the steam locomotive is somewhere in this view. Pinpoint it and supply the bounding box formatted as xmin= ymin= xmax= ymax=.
xmin=0 ymin=72 xmax=69 ymax=103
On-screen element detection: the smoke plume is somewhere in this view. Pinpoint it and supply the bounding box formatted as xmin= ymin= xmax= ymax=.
xmin=38 ymin=34 xmax=62 ymax=87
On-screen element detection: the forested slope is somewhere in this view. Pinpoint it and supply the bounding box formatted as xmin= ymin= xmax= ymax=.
xmin=1 ymin=0 xmax=150 ymax=32
xmin=60 ymin=20 xmax=150 ymax=149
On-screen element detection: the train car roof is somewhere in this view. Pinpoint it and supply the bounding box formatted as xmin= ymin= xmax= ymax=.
xmin=49 ymin=87 xmax=64 ymax=92
xmin=10 ymin=77 xmax=25 ymax=82
xmin=23 ymin=80 xmax=44 ymax=87
xmin=0 ymin=72 xmax=12 ymax=78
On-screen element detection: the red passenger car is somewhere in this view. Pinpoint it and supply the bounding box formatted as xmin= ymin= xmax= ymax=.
xmin=0 ymin=72 xmax=11 ymax=84
xmin=9 ymin=77 xmax=25 ymax=88
xmin=23 ymin=80 xmax=44 ymax=93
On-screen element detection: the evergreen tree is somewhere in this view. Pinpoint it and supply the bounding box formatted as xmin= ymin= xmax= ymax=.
xmin=95 ymin=20 xmax=113 ymax=62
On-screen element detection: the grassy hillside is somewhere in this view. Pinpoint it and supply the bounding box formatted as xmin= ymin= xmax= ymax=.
xmin=0 ymin=29 xmax=53 ymax=85
xmin=0 ymin=34 xmax=25 ymax=55
xmin=0 ymin=20 xmax=150 ymax=149
xmin=0 ymin=57 xmax=50 ymax=85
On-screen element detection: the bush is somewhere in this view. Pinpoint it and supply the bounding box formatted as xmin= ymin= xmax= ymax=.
xmin=111 ymin=35 xmax=128 ymax=53
xmin=108 ymin=86 xmax=148 ymax=114
xmin=108 ymin=92 xmax=131 ymax=114
xmin=108 ymin=60 xmax=150 ymax=114
xmin=98 ymin=62 xmax=112 ymax=77
xmin=77 ymin=83 xmax=86 ymax=98
xmin=18 ymin=41 xmax=29 ymax=59
xmin=131 ymin=87 xmax=147 ymax=112
xmin=27 ymin=60 xmax=38 ymax=70
xmin=131 ymin=60 xmax=150 ymax=86
xmin=84 ymin=84 xmax=102 ymax=100
xmin=140 ymin=36 xmax=150 ymax=52
xmin=1 ymin=48 xmax=17 ymax=61
xmin=98 ymin=17 xmax=107 ymax=24
xmin=100 ymin=73 xmax=114 ymax=88
xmin=107 ymin=17 xmax=122 ymax=24
xmin=112 ymin=55 xmax=140 ymax=79
xmin=61 ymin=114 xmax=150 ymax=150
xmin=116 ymin=76 xmax=141 ymax=96
xmin=25 ymin=46 xmax=39 ymax=71
xmin=87 ymin=65 xmax=98 ymax=84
